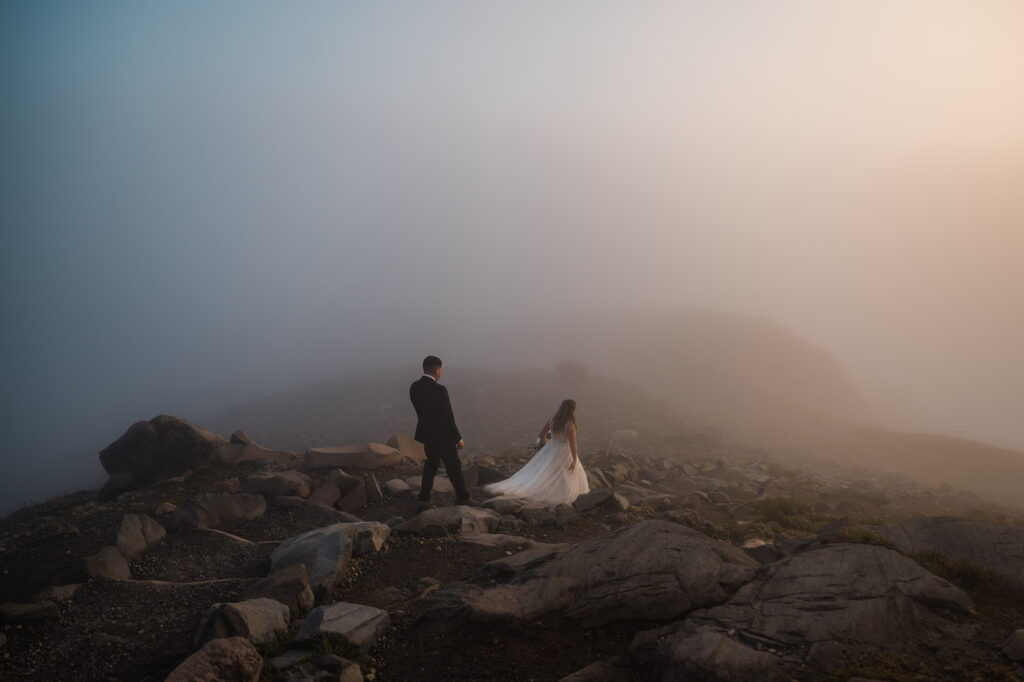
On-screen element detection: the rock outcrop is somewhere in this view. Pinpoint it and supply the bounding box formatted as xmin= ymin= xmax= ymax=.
xmin=99 ymin=415 xmax=227 ymax=483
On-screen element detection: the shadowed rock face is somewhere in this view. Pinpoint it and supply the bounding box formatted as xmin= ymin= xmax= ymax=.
xmin=631 ymin=543 xmax=976 ymax=680
xmin=426 ymin=520 xmax=760 ymax=628
xmin=99 ymin=415 xmax=227 ymax=483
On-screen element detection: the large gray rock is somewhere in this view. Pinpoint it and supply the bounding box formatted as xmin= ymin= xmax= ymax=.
xmin=242 ymin=564 xmax=314 ymax=619
xmin=116 ymin=513 xmax=165 ymax=561
xmin=169 ymin=493 xmax=266 ymax=531
xmin=295 ymin=602 xmax=390 ymax=648
xmin=195 ymin=598 xmax=290 ymax=647
xmin=84 ymin=546 xmax=131 ymax=580
xmin=394 ymin=506 xmax=505 ymax=537
xmin=427 ymin=520 xmax=759 ymax=628
xmin=165 ymin=636 xmax=263 ymax=682
xmin=99 ymin=415 xmax=227 ymax=483
xmin=270 ymin=524 xmax=358 ymax=599
xmin=631 ymin=543 xmax=977 ymax=679
xmin=304 ymin=443 xmax=402 ymax=470
xmin=240 ymin=471 xmax=313 ymax=499
xmin=875 ymin=516 xmax=1024 ymax=593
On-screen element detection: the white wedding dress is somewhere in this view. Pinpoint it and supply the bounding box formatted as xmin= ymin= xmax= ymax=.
xmin=483 ymin=428 xmax=590 ymax=506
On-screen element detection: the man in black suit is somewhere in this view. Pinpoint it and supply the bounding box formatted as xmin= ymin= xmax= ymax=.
xmin=410 ymin=355 xmax=471 ymax=508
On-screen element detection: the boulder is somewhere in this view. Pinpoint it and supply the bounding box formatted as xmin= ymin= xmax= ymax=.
xmin=307 ymin=481 xmax=341 ymax=507
xmin=304 ymin=443 xmax=402 ymax=470
xmin=384 ymin=479 xmax=412 ymax=497
xmin=875 ymin=516 xmax=1024 ymax=593
xmin=603 ymin=493 xmax=630 ymax=512
xmin=0 ymin=601 xmax=60 ymax=623
xmin=295 ymin=602 xmax=390 ymax=648
xmin=242 ymin=564 xmax=314 ymax=619
xmin=211 ymin=443 xmax=296 ymax=467
xmin=195 ymin=598 xmax=290 ymax=647
xmin=631 ymin=543 xmax=976 ymax=679
xmin=426 ymin=520 xmax=759 ymax=628
xmin=96 ymin=472 xmax=135 ymax=502
xmin=84 ymin=546 xmax=131 ymax=580
xmin=270 ymin=524 xmax=358 ymax=599
xmin=395 ymin=506 xmax=505 ymax=537
xmin=169 ymin=493 xmax=266 ymax=531
xmin=99 ymin=415 xmax=227 ymax=483
xmin=387 ymin=434 xmax=426 ymax=462
xmin=573 ymin=488 xmax=612 ymax=512
xmin=335 ymin=479 xmax=367 ymax=513
xmin=347 ymin=521 xmax=391 ymax=556
xmin=240 ymin=471 xmax=313 ymax=499
xmin=165 ymin=636 xmax=263 ymax=682
xmin=116 ymin=513 xmax=165 ymax=561
xmin=587 ymin=467 xmax=611 ymax=490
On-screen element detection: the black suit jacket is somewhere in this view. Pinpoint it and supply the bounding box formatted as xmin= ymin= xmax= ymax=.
xmin=410 ymin=376 xmax=462 ymax=446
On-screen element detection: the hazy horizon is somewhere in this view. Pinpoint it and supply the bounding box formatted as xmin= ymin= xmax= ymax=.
xmin=3 ymin=1 xmax=1023 ymax=513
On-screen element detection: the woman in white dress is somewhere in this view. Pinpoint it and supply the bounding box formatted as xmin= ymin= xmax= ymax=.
xmin=484 ymin=399 xmax=590 ymax=505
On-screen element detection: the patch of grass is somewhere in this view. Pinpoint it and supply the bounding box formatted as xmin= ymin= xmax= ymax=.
xmin=310 ymin=632 xmax=368 ymax=664
xmin=907 ymin=549 xmax=1016 ymax=602
xmin=715 ymin=521 xmax=775 ymax=544
xmin=835 ymin=527 xmax=895 ymax=549
xmin=751 ymin=496 xmax=831 ymax=534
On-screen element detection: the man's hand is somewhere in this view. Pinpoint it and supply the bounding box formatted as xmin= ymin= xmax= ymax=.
xmin=457 ymin=440 xmax=465 ymax=450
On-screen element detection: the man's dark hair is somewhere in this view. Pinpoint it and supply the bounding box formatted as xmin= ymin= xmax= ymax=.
xmin=422 ymin=355 xmax=443 ymax=373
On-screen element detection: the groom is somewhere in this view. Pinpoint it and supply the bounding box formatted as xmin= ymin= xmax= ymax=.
xmin=410 ymin=355 xmax=471 ymax=508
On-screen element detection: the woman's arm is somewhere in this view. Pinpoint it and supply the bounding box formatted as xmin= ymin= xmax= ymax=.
xmin=536 ymin=418 xmax=552 ymax=443
xmin=567 ymin=423 xmax=579 ymax=470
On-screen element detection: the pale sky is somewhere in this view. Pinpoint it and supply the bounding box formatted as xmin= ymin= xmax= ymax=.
xmin=2 ymin=1 xmax=1023 ymax=510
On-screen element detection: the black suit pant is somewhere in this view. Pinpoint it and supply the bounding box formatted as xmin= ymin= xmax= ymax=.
xmin=419 ymin=441 xmax=469 ymax=501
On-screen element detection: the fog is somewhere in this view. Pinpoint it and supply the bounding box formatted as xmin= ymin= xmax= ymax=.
xmin=3 ymin=1 xmax=1023 ymax=513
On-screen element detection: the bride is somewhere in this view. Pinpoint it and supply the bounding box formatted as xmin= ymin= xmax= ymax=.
xmin=484 ymin=399 xmax=590 ymax=506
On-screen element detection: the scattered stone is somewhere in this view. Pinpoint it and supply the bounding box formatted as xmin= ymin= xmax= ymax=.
xmin=602 ymin=493 xmax=630 ymax=513
xmin=295 ymin=602 xmax=390 ymax=648
xmin=208 ymin=477 xmax=242 ymax=494
xmin=169 ymin=493 xmax=266 ymax=532
xmin=99 ymin=414 xmax=227 ymax=483
xmin=166 ymin=635 xmax=263 ymax=682
xmin=304 ymin=443 xmax=402 ymax=470
xmin=116 ymin=513 xmax=166 ymax=561
xmin=241 ymin=471 xmax=313 ymax=499
xmin=242 ymin=564 xmax=314 ymax=620
xmin=395 ymin=506 xmax=504 ymax=537
xmin=270 ymin=524 xmax=358 ymax=599
xmin=155 ymin=502 xmax=177 ymax=516
xmin=481 ymin=495 xmax=524 ymax=515
xmin=32 ymin=584 xmax=79 ymax=602
xmin=84 ymin=546 xmax=131 ymax=580
xmin=573 ymin=488 xmax=612 ymax=512
xmin=383 ymin=479 xmax=412 ymax=497
xmin=308 ymin=481 xmax=341 ymax=506
xmin=97 ymin=472 xmax=135 ymax=502
xmin=195 ymin=598 xmax=290 ymax=647
xmin=0 ymin=601 xmax=60 ymax=623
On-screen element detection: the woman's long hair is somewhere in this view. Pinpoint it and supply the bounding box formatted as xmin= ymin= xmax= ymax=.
xmin=551 ymin=399 xmax=577 ymax=434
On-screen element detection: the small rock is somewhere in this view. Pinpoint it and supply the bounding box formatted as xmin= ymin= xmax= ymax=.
xmin=573 ymin=488 xmax=613 ymax=512
xmin=195 ymin=598 xmax=290 ymax=647
xmin=242 ymin=564 xmax=314 ymax=620
xmin=296 ymin=602 xmax=390 ymax=648
xmin=166 ymin=636 xmax=263 ymax=682
xmin=0 ymin=601 xmax=60 ymax=623
xmin=84 ymin=546 xmax=131 ymax=580
xmin=383 ymin=479 xmax=412 ymax=497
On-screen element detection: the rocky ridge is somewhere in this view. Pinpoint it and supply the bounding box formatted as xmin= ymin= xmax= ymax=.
xmin=1 ymin=415 xmax=1022 ymax=681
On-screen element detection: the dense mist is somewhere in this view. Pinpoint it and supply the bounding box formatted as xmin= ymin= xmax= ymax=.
xmin=3 ymin=2 xmax=1023 ymax=513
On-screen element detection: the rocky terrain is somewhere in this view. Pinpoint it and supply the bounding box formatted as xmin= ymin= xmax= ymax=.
xmin=2 ymin=371 xmax=1024 ymax=681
